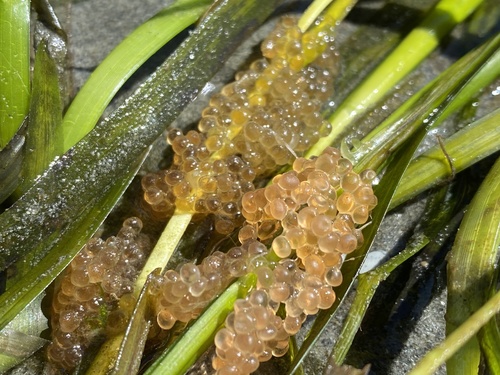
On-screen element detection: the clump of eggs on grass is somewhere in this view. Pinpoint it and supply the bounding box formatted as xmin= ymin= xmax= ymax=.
xmin=47 ymin=14 xmax=377 ymax=374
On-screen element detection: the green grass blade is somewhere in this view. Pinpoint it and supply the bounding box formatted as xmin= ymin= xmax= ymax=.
xmin=298 ymin=0 xmax=335 ymax=32
xmin=61 ymin=0 xmax=212 ymax=151
xmin=288 ymin=336 xmax=304 ymax=375
xmin=0 ymin=0 xmax=30 ymax=148
xmin=16 ymin=40 xmax=63 ymax=196
xmin=479 ymin=293 xmax=500 ymax=373
xmin=134 ymin=212 xmax=193 ymax=294
xmin=446 ymin=155 xmax=500 ymax=374
xmin=410 ymin=289 xmax=500 ymax=375
xmin=306 ymin=0 xmax=484 ymax=156
xmin=392 ymin=107 xmax=500 ymax=209
xmin=0 ymin=0 xmax=282 ymax=331
xmin=32 ymin=0 xmax=71 ymax=109
xmin=144 ymin=274 xmax=256 ymax=375
xmin=299 ymin=0 xmax=357 ymax=32
xmin=331 ymin=0 xmax=437 ymax=106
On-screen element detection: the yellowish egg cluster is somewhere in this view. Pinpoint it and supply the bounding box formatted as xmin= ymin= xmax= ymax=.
xmin=141 ymin=15 xmax=337 ymax=234
xmin=150 ymin=235 xmax=274 ymax=330
xmin=47 ymin=218 xmax=151 ymax=370
xmin=210 ymin=148 xmax=376 ymax=373
xmin=151 ymin=252 xmax=234 ymax=330
xmin=212 ymin=289 xmax=289 ymax=375
xmin=243 ymin=147 xmax=377 ymax=285
xmin=261 ymin=14 xmax=336 ymax=70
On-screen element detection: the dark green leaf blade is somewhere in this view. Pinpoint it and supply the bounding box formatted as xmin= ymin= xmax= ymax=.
xmin=32 ymin=0 xmax=70 ymax=108
xmin=16 ymin=40 xmax=63 ymax=196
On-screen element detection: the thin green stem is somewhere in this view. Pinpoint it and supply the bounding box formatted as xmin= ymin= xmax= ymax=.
xmin=299 ymin=0 xmax=357 ymax=32
xmin=352 ymin=38 xmax=500 ymax=170
xmin=409 ymin=289 xmax=500 ymax=375
xmin=321 ymin=0 xmax=358 ymax=26
xmin=298 ymin=0 xmax=334 ymax=32
xmin=134 ymin=211 xmax=193 ymax=296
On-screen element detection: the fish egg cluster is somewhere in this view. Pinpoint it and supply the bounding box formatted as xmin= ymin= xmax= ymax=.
xmin=47 ymin=218 xmax=151 ymax=371
xmin=261 ymin=14 xmax=336 ymax=70
xmin=212 ymin=289 xmax=290 ymax=375
xmin=149 ymin=148 xmax=377 ymax=374
xmin=151 ymin=252 xmax=234 ymax=330
xmin=212 ymin=259 xmax=340 ymax=374
xmin=141 ymin=15 xmax=338 ymax=233
xmin=243 ymin=147 xmax=377 ymax=282
xmin=150 ymin=235 xmax=276 ymax=330
xmin=209 ymin=148 xmax=377 ymax=374
xmin=209 ymin=247 xmax=345 ymax=374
